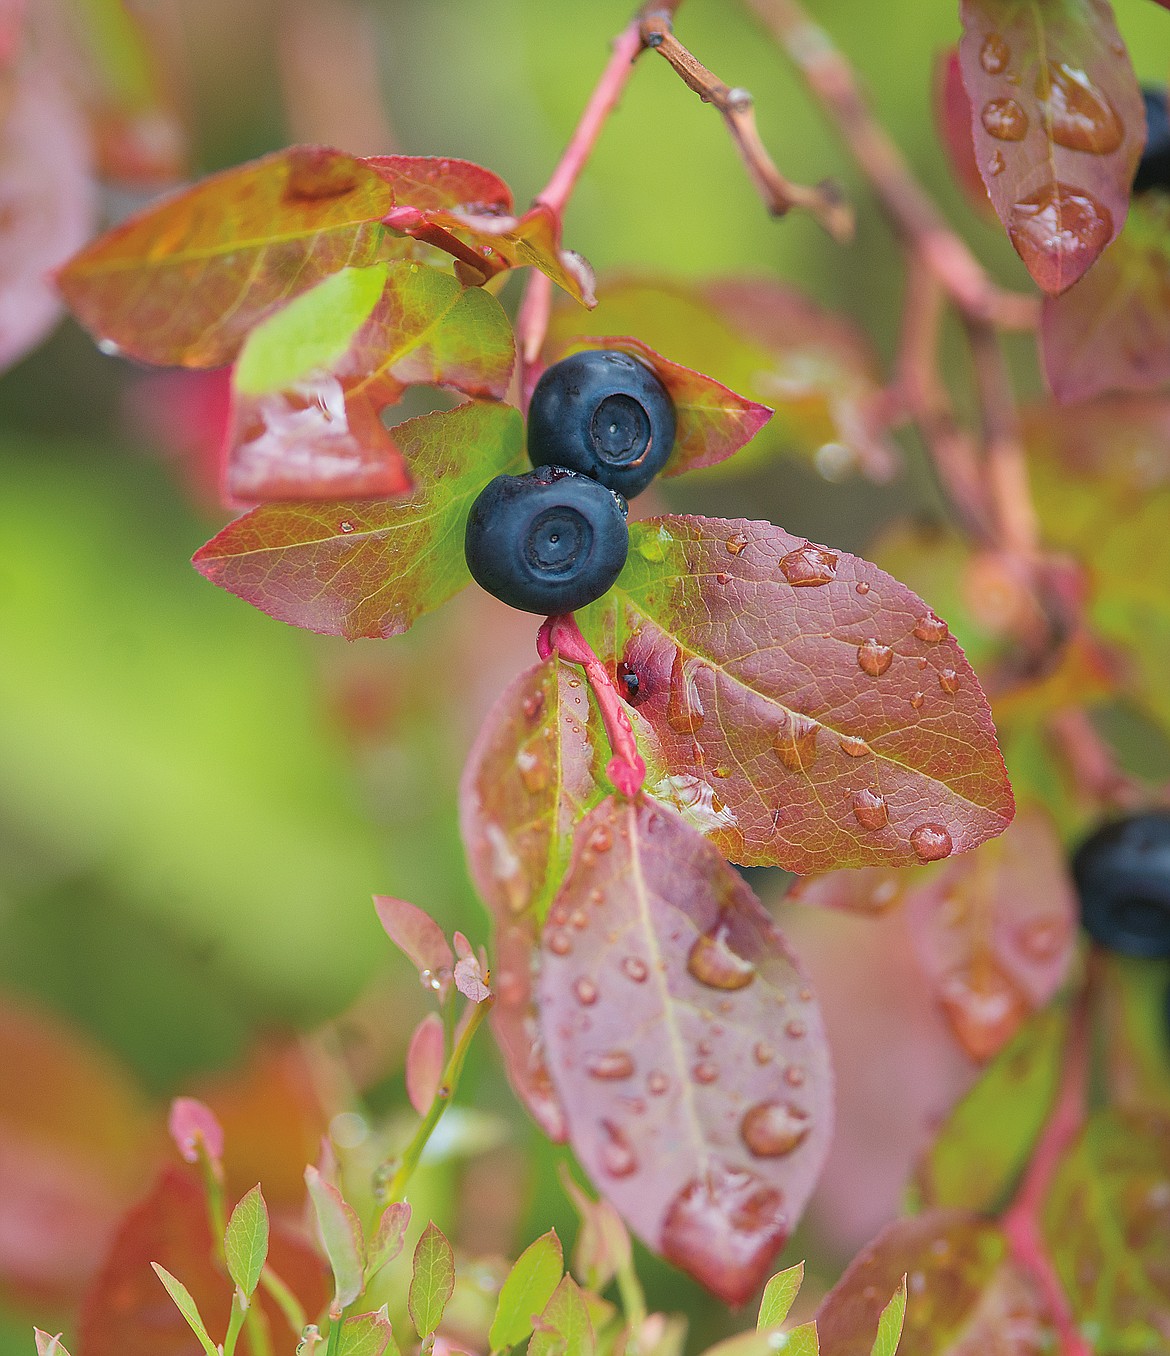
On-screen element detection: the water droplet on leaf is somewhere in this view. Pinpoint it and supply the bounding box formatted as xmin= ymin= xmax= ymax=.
xmin=740 ymin=1101 xmax=810 ymax=1157
xmin=1039 ymin=61 xmax=1123 ymax=154
xmin=780 ymin=543 xmax=838 ymax=587
xmin=939 ymin=669 xmax=960 ymax=695
xmin=648 ymin=1070 xmax=670 ymax=1096
xmin=910 ymin=823 xmax=953 ymax=861
xmin=855 ymin=580 xmax=871 ymax=595
xmin=522 ymin=691 xmax=545 ymax=721
xmin=621 ymin=955 xmax=649 ymax=983
xmin=857 ymin=639 xmax=894 ymax=677
xmin=773 ymin=710 xmax=819 ymax=773
xmin=982 ymin=97 xmax=1029 ymax=140
xmin=725 ymin=533 xmax=749 ymax=556
xmin=600 ymin=1121 xmax=638 ymax=1177
xmin=587 ymin=1050 xmax=636 ymax=1080
xmin=687 ymin=923 xmax=756 ymax=991
xmin=1009 ymin=184 xmax=1111 ymax=288
xmin=938 ymin=961 xmax=1028 ymax=1062
xmin=548 ymin=930 xmax=572 ymax=956
xmin=980 ymin=33 xmax=1011 ymax=74
xmin=754 ymin=1042 xmax=774 ymax=1065
xmin=913 ymin=612 xmax=948 ymax=643
xmin=517 ymin=748 xmax=548 ymax=794
xmin=575 ymin=977 xmax=598 ymax=1006
xmin=910 ymin=690 xmax=926 ymax=710
xmin=667 ymin=651 xmax=706 ymax=735
xmin=852 ymin=789 xmax=889 ymax=830
xmin=989 ymin=150 xmax=1006 ymax=175
xmin=692 ymin=1061 xmax=719 ymax=1084
xmin=840 ymin=735 xmax=872 ymax=758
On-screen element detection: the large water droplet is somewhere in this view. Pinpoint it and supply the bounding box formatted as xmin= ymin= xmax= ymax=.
xmin=911 ymin=823 xmax=953 ymax=862
xmin=599 ymin=1121 xmax=638 ymax=1177
xmin=857 ymin=639 xmax=894 ymax=677
xmin=587 ymin=1050 xmax=636 ymax=1080
xmin=548 ymin=930 xmax=572 ymax=956
xmin=754 ymin=1042 xmax=774 ymax=1065
xmin=661 ymin=1163 xmax=787 ymax=1307
xmin=692 ymin=1061 xmax=719 ymax=1084
xmin=982 ymin=97 xmax=1029 ymax=140
xmin=980 ymin=33 xmax=1010 ymax=74
xmin=725 ymin=532 xmax=749 ymax=556
xmin=939 ymin=669 xmax=961 ymax=695
xmin=988 ymin=150 xmax=1006 ymax=176
xmin=910 ymin=690 xmax=926 ymax=710
xmin=913 ymin=612 xmax=948 ymax=643
xmin=773 ymin=709 xmax=819 ymax=773
xmin=687 ymin=923 xmax=756 ymax=990
xmin=780 ymin=543 xmax=838 ymax=587
xmin=667 ymin=651 xmax=706 ymax=735
xmin=588 ymin=823 xmax=613 ymax=853
xmin=621 ymin=955 xmax=649 ymax=983
xmin=1008 ymin=184 xmax=1111 ymax=288
xmin=852 ymin=789 xmax=889 ymax=831
xmin=637 ymin=526 xmax=672 ymax=562
xmin=740 ymin=1101 xmax=810 ymax=1157
xmin=1039 ymin=62 xmax=1123 ymax=154
xmin=840 ymin=735 xmax=872 ymax=758
xmin=938 ymin=962 xmax=1028 ymax=1062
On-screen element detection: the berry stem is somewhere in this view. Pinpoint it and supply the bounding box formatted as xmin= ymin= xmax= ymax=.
xmin=537 ymin=613 xmax=647 ymax=798
xmin=1000 ymin=976 xmax=1093 ymax=1356
xmin=382 ymin=205 xmax=507 ymax=282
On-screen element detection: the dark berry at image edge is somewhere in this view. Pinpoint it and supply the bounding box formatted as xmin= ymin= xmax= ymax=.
xmin=465 ymin=466 xmax=629 ymax=615
xmin=1072 ymin=811 xmax=1170 ymax=959
xmin=527 ymin=349 xmax=677 ymax=499
xmin=1134 ymin=87 xmax=1170 ymax=195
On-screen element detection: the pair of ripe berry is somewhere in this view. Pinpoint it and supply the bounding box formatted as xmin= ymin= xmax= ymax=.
xmin=464 ymin=350 xmax=676 ymax=614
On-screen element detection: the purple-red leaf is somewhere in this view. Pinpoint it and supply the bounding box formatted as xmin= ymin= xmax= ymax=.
xmin=957 ymin=0 xmax=1144 ymax=293
xmin=193 ymin=401 xmax=523 ymax=638
xmin=453 ymin=953 xmax=492 ymax=1004
xmin=365 ymin=156 xmax=513 ymax=215
xmin=58 ymin=147 xmax=400 ymax=367
xmin=551 ymin=336 xmax=771 ymax=479
xmin=816 ymin=1211 xmax=1051 ymax=1354
xmin=405 ymin=1013 xmax=445 ymax=1117
xmin=366 ymin=1202 xmax=411 ymax=1283
xmin=1040 ymin=191 xmax=1170 ymax=401
xmin=581 ymin=516 xmax=1014 ymax=873
xmin=227 ymin=261 xmax=514 ymax=502
xmin=905 ymin=806 xmax=1076 ymax=1062
xmin=934 ymin=50 xmax=993 ymax=213
xmin=537 ymin=797 xmax=833 ymax=1306
xmin=373 ymin=896 xmax=454 ymax=994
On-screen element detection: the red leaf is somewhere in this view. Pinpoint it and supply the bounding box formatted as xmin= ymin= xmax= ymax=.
xmin=406 ymin=1013 xmax=445 ymax=1117
xmin=551 ymin=336 xmax=772 ymax=479
xmin=581 ymin=515 xmax=1014 ymax=873
xmin=957 ymin=0 xmax=1144 ymax=293
xmin=934 ymin=49 xmax=993 ymax=213
xmin=78 ymin=1166 xmax=329 ymax=1356
xmin=365 ymin=156 xmax=513 ymax=214
xmin=193 ymin=401 xmax=524 ymax=639
xmin=226 ymin=261 xmax=514 ymax=502
xmin=1040 ymin=191 xmax=1170 ymax=401
xmin=167 ymin=1099 xmax=224 ymax=1167
xmin=537 ymin=797 xmax=833 ymax=1305
xmin=815 ymin=1211 xmax=1051 ymax=1354
xmin=374 ymin=895 xmax=454 ymax=992
xmin=905 ymin=807 xmax=1076 ymax=1062
xmin=0 ymin=59 xmax=96 ymax=374
xmin=58 ymin=146 xmax=398 ymax=367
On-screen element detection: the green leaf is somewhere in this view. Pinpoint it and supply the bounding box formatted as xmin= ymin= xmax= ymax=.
xmin=33 ymin=1332 xmax=71 ymax=1356
xmin=149 ymin=1263 xmax=220 ymax=1356
xmin=527 ymin=1275 xmax=593 ymax=1356
xmin=869 ymin=1278 xmax=906 ymax=1356
xmin=224 ymin=1183 xmax=269 ymax=1297
xmin=408 ymin=1222 xmax=455 ymax=1339
xmin=234 ymin=265 xmax=388 ymax=396
xmin=365 ymin=1202 xmax=412 ymax=1284
xmin=780 ymin=1325 xmax=818 ymax=1356
xmin=916 ymin=1004 xmax=1067 ymax=1212
xmin=490 ymin=1230 xmax=564 ymax=1352
xmin=1100 ymin=953 xmax=1170 ymax=1113
xmin=758 ymin=1263 xmax=804 ymax=1330
xmin=305 ymin=1166 xmax=366 ymax=1310
xmin=338 ymin=1307 xmax=394 ymax=1356
xmin=194 ymin=401 xmax=524 ymax=640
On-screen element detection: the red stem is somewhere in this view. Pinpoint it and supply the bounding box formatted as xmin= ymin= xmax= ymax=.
xmin=537 ymin=614 xmax=646 ymax=798
xmin=1001 ymin=982 xmax=1093 ymax=1356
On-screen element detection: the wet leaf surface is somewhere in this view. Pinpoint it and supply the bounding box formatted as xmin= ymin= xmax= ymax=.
xmin=194 ymin=401 xmax=523 ymax=639
xmin=580 ymin=515 xmax=1014 ymax=872
xmin=958 ymin=0 xmax=1144 ymax=293
xmin=537 ymin=797 xmax=832 ymax=1305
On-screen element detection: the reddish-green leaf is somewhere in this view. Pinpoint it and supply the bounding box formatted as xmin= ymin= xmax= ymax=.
xmin=373 ymin=895 xmax=454 ymax=991
xmin=957 ymin=0 xmax=1144 ymax=293
xmin=1044 ymin=1107 xmax=1170 ymax=1350
xmin=558 ymin=1166 xmax=631 ymax=1293
xmin=58 ymin=146 xmax=400 ymax=366
xmin=193 ymin=400 xmax=524 ymax=639
xmin=905 ymin=807 xmax=1076 ymax=1061
xmin=1041 ymin=191 xmax=1170 ymax=401
xmin=34 ymin=1332 xmax=71 ymax=1356
xmin=528 ymin=1275 xmax=594 ymax=1356
xmin=537 ymin=797 xmax=833 ymax=1306
xmin=337 ymin=1307 xmax=394 ymax=1356
xmin=489 ymin=1229 xmax=563 ymax=1352
xmin=580 ymin=516 xmax=1014 ymax=872
xmin=305 ymin=1165 xmax=365 ymax=1311
xmin=816 ymin=1212 xmax=1050 ymax=1354
xmin=915 ymin=1003 xmax=1066 ymax=1213
xmin=365 ymin=1202 xmax=411 ymax=1285
xmin=224 ymin=1184 xmax=269 ymax=1298
xmin=366 ymin=156 xmax=513 ymax=215
xmin=551 ymin=336 xmax=771 ymax=480
xmin=227 ymin=261 xmax=514 ymax=501
xmin=935 ymin=50 xmax=992 ymax=213
xmin=405 ymin=1013 xmax=445 ymax=1117
xmin=408 ymin=1222 xmax=455 ymax=1339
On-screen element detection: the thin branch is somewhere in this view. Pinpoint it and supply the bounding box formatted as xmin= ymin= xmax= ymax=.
xmin=638 ymin=12 xmax=852 ymax=241
xmin=742 ymin=0 xmax=1036 ymax=331
xmin=1047 ymin=706 xmax=1144 ymax=814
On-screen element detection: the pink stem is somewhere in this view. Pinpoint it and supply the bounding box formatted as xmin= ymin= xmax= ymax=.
xmin=1001 ymin=982 xmax=1093 ymax=1356
xmin=537 ymin=614 xmax=646 ymax=798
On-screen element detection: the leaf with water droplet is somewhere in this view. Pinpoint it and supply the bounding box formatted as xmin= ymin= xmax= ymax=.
xmin=905 ymin=806 xmax=1075 ymax=1061
xmin=193 ymin=401 xmax=523 ymax=638
xmin=815 ymin=1212 xmax=1051 ymax=1354
xmin=226 ymin=261 xmax=514 ymax=501
xmin=915 ymin=1003 xmax=1067 ymax=1213
xmin=545 ymin=278 xmax=899 ymax=483
xmin=957 ymin=0 xmax=1144 ymax=293
xmin=537 ymin=797 xmax=832 ymax=1305
xmin=1043 ymin=1107 xmax=1170 ymax=1348
xmin=579 ymin=515 xmax=1013 ymax=873
xmin=374 ymin=895 xmax=454 ymax=994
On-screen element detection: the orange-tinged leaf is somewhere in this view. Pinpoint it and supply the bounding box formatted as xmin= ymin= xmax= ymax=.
xmin=365 ymin=156 xmax=512 ymax=214
xmin=580 ymin=516 xmax=1014 ymax=873
xmin=193 ymin=401 xmax=524 ymax=639
xmin=552 ymin=336 xmax=772 ymax=480
xmin=57 ymin=146 xmax=398 ymax=367
xmin=958 ymin=0 xmax=1144 ymax=293
xmin=537 ymin=798 xmax=833 ymax=1306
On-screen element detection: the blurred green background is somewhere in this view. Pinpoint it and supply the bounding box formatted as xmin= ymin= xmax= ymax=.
xmin=1 ymin=0 xmax=1167 ymax=1349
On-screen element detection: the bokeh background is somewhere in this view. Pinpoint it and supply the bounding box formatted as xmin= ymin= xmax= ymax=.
xmin=2 ymin=0 xmax=1168 ymax=1350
